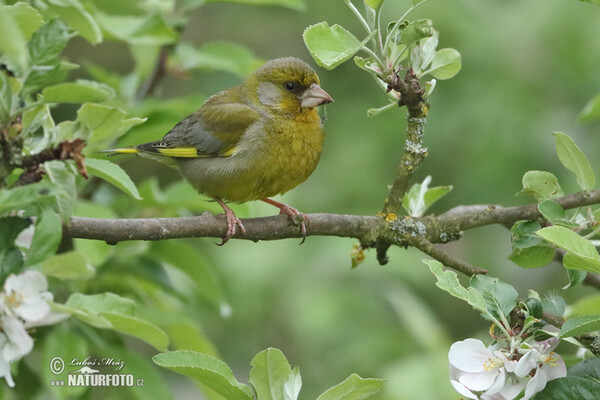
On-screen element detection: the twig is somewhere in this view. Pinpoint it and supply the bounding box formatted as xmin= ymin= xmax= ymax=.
xmin=410 ymin=236 xmax=487 ymax=275
xmin=137 ymin=46 xmax=172 ymax=99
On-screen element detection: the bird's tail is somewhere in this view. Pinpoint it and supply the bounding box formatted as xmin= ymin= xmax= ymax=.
xmin=96 ymin=148 xmax=140 ymax=156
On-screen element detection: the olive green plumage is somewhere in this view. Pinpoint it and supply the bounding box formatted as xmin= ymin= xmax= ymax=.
xmin=106 ymin=57 xmax=333 ymax=242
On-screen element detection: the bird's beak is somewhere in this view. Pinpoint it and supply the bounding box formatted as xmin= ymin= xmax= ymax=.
xmin=300 ymin=83 xmax=334 ymax=108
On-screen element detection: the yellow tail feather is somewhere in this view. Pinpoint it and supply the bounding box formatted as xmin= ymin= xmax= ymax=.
xmin=97 ymin=148 xmax=139 ymax=155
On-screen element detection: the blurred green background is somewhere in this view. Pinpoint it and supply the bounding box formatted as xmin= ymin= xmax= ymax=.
xmin=63 ymin=0 xmax=600 ymax=398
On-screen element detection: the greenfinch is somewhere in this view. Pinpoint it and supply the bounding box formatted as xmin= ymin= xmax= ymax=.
xmin=105 ymin=57 xmax=333 ymax=244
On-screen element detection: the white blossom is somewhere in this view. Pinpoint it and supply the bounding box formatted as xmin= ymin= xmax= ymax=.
xmin=2 ymin=270 xmax=52 ymax=322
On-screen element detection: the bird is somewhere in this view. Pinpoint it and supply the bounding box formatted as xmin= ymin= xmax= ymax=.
xmin=103 ymin=57 xmax=333 ymax=244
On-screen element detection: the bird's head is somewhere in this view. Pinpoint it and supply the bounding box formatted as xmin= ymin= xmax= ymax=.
xmin=248 ymin=57 xmax=333 ymax=116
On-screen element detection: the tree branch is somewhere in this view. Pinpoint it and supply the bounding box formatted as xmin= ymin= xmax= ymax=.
xmin=64 ymin=188 xmax=600 ymax=283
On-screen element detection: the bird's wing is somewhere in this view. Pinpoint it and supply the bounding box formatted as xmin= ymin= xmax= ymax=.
xmin=138 ymin=92 xmax=260 ymax=158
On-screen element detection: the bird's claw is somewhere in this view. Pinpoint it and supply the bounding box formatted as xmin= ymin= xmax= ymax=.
xmin=214 ymin=197 xmax=245 ymax=245
xmin=277 ymin=204 xmax=308 ymax=245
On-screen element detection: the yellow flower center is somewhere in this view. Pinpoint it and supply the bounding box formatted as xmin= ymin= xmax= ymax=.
xmin=483 ymin=357 xmax=502 ymax=371
xmin=544 ymin=352 xmax=558 ymax=367
xmin=5 ymin=291 xmax=22 ymax=308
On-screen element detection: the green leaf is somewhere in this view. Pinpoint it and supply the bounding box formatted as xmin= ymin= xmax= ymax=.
xmin=41 ymin=250 xmax=94 ymax=280
xmin=46 ymin=0 xmax=103 ymax=44
xmin=94 ymin=11 xmax=177 ymax=45
xmin=205 ymin=0 xmax=305 ymax=11
xmin=364 ymin=0 xmax=383 ymax=9
xmin=509 ymin=246 xmax=555 ymax=268
xmin=402 ymin=176 xmax=452 ymax=217
xmin=249 ymin=348 xmax=292 ymax=400
xmin=520 ymin=170 xmax=564 ymax=201
xmin=570 ymin=294 xmax=600 ymax=317
xmin=42 ymin=329 xmax=88 ymax=399
xmin=579 ymin=92 xmax=600 ymax=122
xmin=0 ymin=2 xmax=27 ymax=68
xmin=85 ymin=158 xmax=142 ymax=200
xmin=538 ymin=200 xmax=578 ymax=228
xmin=0 ymin=181 xmax=55 ymax=216
xmin=303 ymin=22 xmax=374 ymax=70
xmin=532 ymin=376 xmax=600 ymax=400
xmin=553 ymin=132 xmax=595 ymax=191
xmin=42 ymin=79 xmax=115 ymax=103
xmin=152 ymin=351 xmax=253 ymax=400
xmin=63 ymin=293 xmax=169 ymax=351
xmin=28 ymin=18 xmax=75 ymax=65
xmin=424 ymin=48 xmax=461 ymax=80
xmin=510 ymin=220 xmax=544 ymax=249
xmin=568 ymin=359 xmax=600 ymax=379
xmin=77 ymin=103 xmax=146 ymax=144
xmin=537 ymin=226 xmax=600 ymax=273
xmin=44 ymin=160 xmax=77 ymax=223
xmin=173 ymin=41 xmax=262 ymax=78
xmin=542 ymin=295 xmax=566 ymax=317
xmin=401 ymin=19 xmax=435 ymax=48
xmin=5 ymin=2 xmax=44 ymax=41
xmin=26 ymin=207 xmax=61 ymax=266
xmin=283 ymin=367 xmax=302 ymax=400
xmin=425 ymin=259 xmax=487 ymax=313
xmin=150 ymin=241 xmax=225 ymax=307
xmin=470 ymin=275 xmax=518 ymax=321
xmin=564 ymin=269 xmax=587 ymax=289
xmin=316 ymin=373 xmax=384 ymax=400
xmin=558 ymin=315 xmax=600 ymax=338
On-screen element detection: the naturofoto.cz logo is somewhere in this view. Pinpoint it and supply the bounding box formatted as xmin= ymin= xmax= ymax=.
xmin=49 ymin=356 xmax=144 ymax=387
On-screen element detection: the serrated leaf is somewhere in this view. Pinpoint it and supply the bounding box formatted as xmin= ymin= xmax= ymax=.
xmin=77 ymin=103 xmax=146 ymax=143
xmin=5 ymin=2 xmax=44 ymax=41
xmin=41 ymin=250 xmax=94 ymax=280
xmin=46 ymin=0 xmax=103 ymax=44
xmin=85 ymin=158 xmax=142 ymax=200
xmin=425 ymin=259 xmax=487 ymax=313
xmin=568 ymin=359 xmax=600 ymax=379
xmin=63 ymin=293 xmax=168 ymax=351
xmin=553 ymin=132 xmax=595 ymax=191
xmin=542 ymin=295 xmax=566 ymax=317
xmin=42 ymin=79 xmax=115 ymax=103
xmin=532 ymin=376 xmax=600 ymax=400
xmin=316 ymin=373 xmax=384 ymax=400
xmin=470 ymin=275 xmax=518 ymax=321
xmin=0 ymin=181 xmax=55 ymax=216
xmin=579 ymin=92 xmax=600 ymax=122
xmin=537 ymin=226 xmax=600 ymax=273
xmin=44 ymin=160 xmax=76 ymax=223
xmin=564 ymin=269 xmax=587 ymax=289
xmin=26 ymin=207 xmax=61 ymax=266
xmin=28 ymin=18 xmax=75 ymax=65
xmin=509 ymin=245 xmax=555 ymax=268
xmin=520 ymin=170 xmax=564 ymax=201
xmin=303 ymin=22 xmax=374 ymax=70
xmin=425 ymin=48 xmax=461 ymax=80
xmin=249 ymin=348 xmax=292 ymax=400
xmin=558 ymin=315 xmax=600 ymax=338
xmin=152 ymin=351 xmax=252 ymax=400
xmin=510 ymin=220 xmax=544 ymax=249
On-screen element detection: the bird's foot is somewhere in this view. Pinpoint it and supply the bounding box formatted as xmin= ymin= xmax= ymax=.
xmin=214 ymin=197 xmax=246 ymax=245
xmin=261 ymin=198 xmax=308 ymax=244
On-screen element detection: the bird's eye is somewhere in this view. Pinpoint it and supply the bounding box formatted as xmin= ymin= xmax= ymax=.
xmin=285 ymin=82 xmax=296 ymax=91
